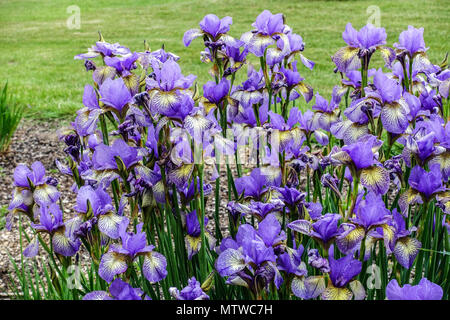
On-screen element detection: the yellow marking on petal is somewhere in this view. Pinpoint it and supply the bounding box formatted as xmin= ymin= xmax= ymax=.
xmin=321 ymin=285 xmax=353 ymax=300
xmin=360 ymin=166 xmax=389 ymax=194
xmin=331 ymin=46 xmax=361 ymax=72
xmin=122 ymin=74 xmax=139 ymax=93
xmin=149 ymin=90 xmax=180 ymax=113
xmin=186 ymin=235 xmax=202 ymax=252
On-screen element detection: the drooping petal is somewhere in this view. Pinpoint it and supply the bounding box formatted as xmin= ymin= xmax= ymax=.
xmin=394 ymin=237 xmax=422 ymax=269
xmin=291 ymin=276 xmax=325 ymax=299
xmin=378 ymin=46 xmax=396 ymax=68
xmin=399 ymin=189 xmax=422 ymax=216
xmin=183 ymin=28 xmax=203 ymax=47
xmin=349 ymin=280 xmax=366 ymax=300
xmin=92 ymin=66 xmax=117 ymax=85
xmin=185 ymin=235 xmax=202 ymax=260
xmin=168 ymin=164 xmax=194 ymax=188
xmin=23 ymin=237 xmax=39 ymax=258
xmin=215 ymin=248 xmax=246 ymax=277
xmin=247 ymin=33 xmax=276 ymax=57
xmin=295 ymin=82 xmax=314 ymax=103
xmin=98 ymin=251 xmax=128 ymax=283
xmin=321 ymin=285 xmax=353 ymax=300
xmin=52 ymin=229 xmax=80 ymax=257
xmin=98 ymin=212 xmax=127 ymax=239
xmin=287 ymin=220 xmax=312 ymax=236
xmin=360 ymin=166 xmax=390 ymax=195
xmin=148 ymin=90 xmax=182 ymax=115
xmin=331 ymin=46 xmax=361 ymax=73
xmin=336 ymin=225 xmax=365 ymax=254
xmin=142 ymin=251 xmax=168 ymax=283
xmin=83 ymin=291 xmax=113 ymax=300
xmin=380 ymin=100 xmax=409 ymax=134
xmin=33 ymin=184 xmax=60 ymax=206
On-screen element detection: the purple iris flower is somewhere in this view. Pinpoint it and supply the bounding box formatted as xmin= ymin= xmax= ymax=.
xmin=184 ymin=210 xmax=216 ymax=259
xmin=390 ymin=209 xmax=421 ymax=268
xmin=234 ymin=167 xmax=281 ymax=199
xmin=29 ymin=204 xmax=80 ymax=257
xmin=393 ymin=26 xmax=427 ymax=57
xmin=9 ymin=162 xmax=60 ymax=214
xmin=98 ymin=218 xmax=167 ymax=283
xmin=341 ymin=135 xmax=378 ymax=170
xmin=277 ymin=245 xmax=306 ymax=277
xmin=169 ymin=277 xmax=209 ymax=300
xmin=408 ymin=164 xmax=446 ymax=199
xmin=351 ymin=191 xmax=391 ymax=230
xmin=332 ymin=23 xmax=394 ymax=73
xmin=104 ymin=52 xmax=139 ymax=77
xmin=343 ymin=23 xmax=387 ymax=50
xmin=307 ymin=249 xmax=330 ymax=273
xmin=74 ymin=185 xmax=126 ymax=239
xmin=203 ymin=78 xmax=230 ymax=104
xmin=184 ymin=14 xmax=233 ymax=47
xmin=288 ymin=213 xmax=342 ymax=246
xmin=31 ymin=203 xmax=64 ymax=234
xmin=403 ymin=127 xmax=436 ymax=163
xmin=215 ymin=214 xmax=285 ymax=291
xmin=386 ymin=278 xmax=443 ymax=300
xmin=419 ymin=89 xmax=441 ymax=112
xmin=241 ymin=10 xmax=290 ymax=57
xmin=275 ymin=186 xmax=305 ymax=208
xmin=280 ymin=61 xmax=303 ymax=88
xmin=146 ymin=58 xmax=196 ymax=116
xmin=92 ymin=138 xmax=141 ymax=171
xmin=373 ymin=69 xmax=402 ymax=103
xmin=327 ymin=245 xmax=362 ymax=288
xmin=312 ymin=87 xmax=342 ymax=131
xmin=83 ymin=278 xmax=149 ymax=300
xmin=99 ymin=77 xmax=132 ymax=115
xmin=74 ymin=41 xmax=131 ymax=60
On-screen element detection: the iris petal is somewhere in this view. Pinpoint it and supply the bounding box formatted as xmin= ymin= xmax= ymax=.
xmin=349 ymin=280 xmax=366 ymax=300
xmin=378 ymin=46 xmax=396 ymax=68
xmin=98 ymin=212 xmax=127 ymax=239
xmin=98 ymin=251 xmax=128 ymax=283
xmin=295 ymin=82 xmax=314 ymax=103
xmin=248 ymin=33 xmax=275 ymax=57
xmin=287 ymin=220 xmax=312 ymax=235
xmin=380 ymin=100 xmax=409 ymax=134
xmin=83 ymin=291 xmax=113 ymax=300
xmin=183 ymin=28 xmax=203 ymax=47
xmin=394 ymin=237 xmax=422 ymax=269
xmin=360 ymin=166 xmax=390 ymax=195
xmin=142 ymin=251 xmax=168 ymax=283
xmin=331 ymin=46 xmax=361 ymax=73
xmin=399 ymin=189 xmax=422 ymax=215
xmin=33 ymin=184 xmax=60 ymax=206
xmin=336 ymin=226 xmax=365 ymax=254
xmin=215 ymin=248 xmax=246 ymax=277
xmin=185 ymin=235 xmax=202 ymax=260
xmin=321 ymin=285 xmax=353 ymax=300
xmin=291 ymin=276 xmax=325 ymax=299
xmin=168 ymin=164 xmax=194 ymax=187
xmin=52 ymin=229 xmax=79 ymax=257
xmin=93 ymin=66 xmax=116 ymax=85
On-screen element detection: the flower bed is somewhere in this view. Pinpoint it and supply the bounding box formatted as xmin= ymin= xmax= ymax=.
xmin=5 ymin=10 xmax=449 ymax=300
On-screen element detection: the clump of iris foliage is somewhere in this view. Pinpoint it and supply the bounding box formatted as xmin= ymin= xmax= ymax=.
xmin=6 ymin=10 xmax=449 ymax=300
xmin=0 ymin=82 xmax=24 ymax=154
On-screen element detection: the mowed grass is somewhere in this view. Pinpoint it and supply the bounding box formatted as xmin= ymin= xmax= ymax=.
xmin=0 ymin=0 xmax=448 ymax=120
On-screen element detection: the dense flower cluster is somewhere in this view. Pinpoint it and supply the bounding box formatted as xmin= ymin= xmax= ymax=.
xmin=8 ymin=10 xmax=448 ymax=300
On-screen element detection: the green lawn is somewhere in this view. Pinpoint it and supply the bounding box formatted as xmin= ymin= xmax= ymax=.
xmin=0 ymin=0 xmax=448 ymax=119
